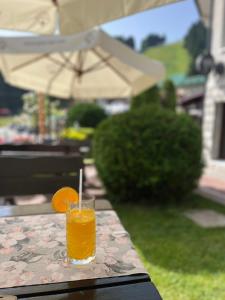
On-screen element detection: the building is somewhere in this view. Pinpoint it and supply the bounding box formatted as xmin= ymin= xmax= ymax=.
xmin=178 ymin=93 xmax=204 ymax=126
xmin=196 ymin=0 xmax=225 ymax=169
xmin=173 ymin=74 xmax=205 ymax=125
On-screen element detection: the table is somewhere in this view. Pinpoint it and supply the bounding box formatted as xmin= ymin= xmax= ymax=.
xmin=0 ymin=201 xmax=112 ymax=218
xmin=0 ymin=210 xmax=162 ymax=299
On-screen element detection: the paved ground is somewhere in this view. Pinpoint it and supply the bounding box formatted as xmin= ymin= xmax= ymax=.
xmin=184 ymin=209 xmax=225 ymax=228
xmin=198 ymin=167 xmax=225 ymax=206
xmin=199 ymin=175 xmax=225 ymax=193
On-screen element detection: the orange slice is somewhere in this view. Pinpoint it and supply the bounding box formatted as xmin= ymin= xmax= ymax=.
xmin=52 ymin=187 xmax=79 ymax=213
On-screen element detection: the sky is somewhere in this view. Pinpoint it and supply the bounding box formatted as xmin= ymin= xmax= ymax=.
xmin=103 ymin=0 xmax=199 ymax=50
xmin=0 ymin=0 xmax=200 ymax=51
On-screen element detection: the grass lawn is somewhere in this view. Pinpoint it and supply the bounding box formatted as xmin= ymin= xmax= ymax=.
xmin=115 ymin=194 xmax=225 ymax=300
xmin=0 ymin=116 xmax=14 ymax=127
xmin=145 ymin=41 xmax=191 ymax=77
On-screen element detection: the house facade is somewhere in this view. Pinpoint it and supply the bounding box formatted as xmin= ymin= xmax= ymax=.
xmin=197 ymin=0 xmax=225 ymax=168
xmin=175 ymin=74 xmax=205 ymax=125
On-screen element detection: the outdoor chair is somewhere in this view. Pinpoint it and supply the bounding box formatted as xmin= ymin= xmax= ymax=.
xmin=0 ymin=154 xmax=84 ymax=205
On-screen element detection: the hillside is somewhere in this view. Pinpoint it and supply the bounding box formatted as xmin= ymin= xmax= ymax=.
xmin=145 ymin=41 xmax=191 ymax=78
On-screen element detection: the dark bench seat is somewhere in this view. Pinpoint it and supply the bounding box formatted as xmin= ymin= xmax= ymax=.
xmin=0 ymin=154 xmax=84 ymax=204
xmin=0 ymin=143 xmax=81 ymax=155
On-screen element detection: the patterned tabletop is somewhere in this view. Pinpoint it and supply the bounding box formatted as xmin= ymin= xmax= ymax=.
xmin=0 ymin=210 xmax=146 ymax=288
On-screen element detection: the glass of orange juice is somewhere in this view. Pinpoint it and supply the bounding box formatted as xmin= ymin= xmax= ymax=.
xmin=66 ymin=193 xmax=96 ymax=265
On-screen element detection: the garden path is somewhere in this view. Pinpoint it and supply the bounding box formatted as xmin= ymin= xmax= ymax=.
xmin=198 ymin=165 xmax=225 ymax=206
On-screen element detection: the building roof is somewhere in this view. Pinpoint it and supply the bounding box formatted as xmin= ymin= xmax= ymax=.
xmin=179 ymin=93 xmax=204 ymax=106
xmin=170 ymin=74 xmax=206 ymax=87
xmin=195 ymin=0 xmax=211 ymax=26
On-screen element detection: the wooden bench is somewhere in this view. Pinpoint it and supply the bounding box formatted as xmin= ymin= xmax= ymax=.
xmin=0 ymin=143 xmax=81 ymax=155
xmin=0 ymin=154 xmax=84 ymax=205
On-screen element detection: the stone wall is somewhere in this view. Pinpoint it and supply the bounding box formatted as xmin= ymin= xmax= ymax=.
xmin=203 ymin=73 xmax=225 ymax=165
xmin=203 ymin=0 xmax=225 ymax=166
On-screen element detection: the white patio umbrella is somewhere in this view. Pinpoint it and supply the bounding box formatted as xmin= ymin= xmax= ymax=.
xmin=0 ymin=29 xmax=165 ymax=140
xmin=0 ymin=29 xmax=165 ymax=99
xmin=0 ymin=0 xmax=182 ymax=35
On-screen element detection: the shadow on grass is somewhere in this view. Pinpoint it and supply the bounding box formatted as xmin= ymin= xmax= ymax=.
xmin=115 ymin=194 xmax=225 ymax=274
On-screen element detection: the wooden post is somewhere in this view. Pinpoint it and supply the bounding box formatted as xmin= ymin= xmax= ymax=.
xmin=47 ymin=98 xmax=54 ymax=141
xmin=38 ymin=93 xmax=46 ymax=142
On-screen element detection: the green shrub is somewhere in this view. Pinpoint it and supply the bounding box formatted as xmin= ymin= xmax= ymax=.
xmin=161 ymin=79 xmax=176 ymax=111
xmin=131 ymin=85 xmax=160 ymax=109
xmin=93 ymin=105 xmax=203 ymax=204
xmin=67 ymin=103 xmax=107 ymax=128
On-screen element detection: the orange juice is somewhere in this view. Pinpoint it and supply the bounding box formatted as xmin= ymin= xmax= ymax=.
xmin=66 ymin=208 xmax=96 ymax=261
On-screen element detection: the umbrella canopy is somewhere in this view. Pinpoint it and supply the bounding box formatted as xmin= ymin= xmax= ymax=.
xmin=0 ymin=0 xmax=182 ymax=35
xmin=0 ymin=29 xmax=165 ymax=99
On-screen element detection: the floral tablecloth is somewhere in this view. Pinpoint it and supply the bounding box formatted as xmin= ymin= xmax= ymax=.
xmin=0 ymin=211 xmax=146 ymax=288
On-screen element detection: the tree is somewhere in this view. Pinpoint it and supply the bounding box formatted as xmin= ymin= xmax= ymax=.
xmin=115 ymin=36 xmax=135 ymax=49
xmin=141 ymin=34 xmax=166 ymax=52
xmin=66 ymin=103 xmax=107 ymax=128
xmin=131 ymin=85 xmax=161 ymax=109
xmin=161 ymin=80 xmax=176 ymax=111
xmin=0 ymin=74 xmax=24 ymax=114
xmin=20 ymin=92 xmax=38 ymax=130
xmin=184 ymin=21 xmax=208 ymax=74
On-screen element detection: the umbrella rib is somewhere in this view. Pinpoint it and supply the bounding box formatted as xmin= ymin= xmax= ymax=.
xmin=77 ymin=51 xmax=83 ymax=70
xmin=47 ymin=55 xmax=74 ymax=71
xmin=59 ymin=53 xmax=81 ymax=73
xmin=48 ymin=54 xmax=85 ymax=78
xmin=70 ymin=71 xmax=79 ymax=98
xmin=77 ymin=50 xmax=87 ymax=72
xmin=59 ymin=52 xmax=112 ymax=77
xmin=82 ymin=55 xmax=112 ymax=74
xmin=92 ymin=49 xmax=131 ymax=85
xmin=11 ymin=54 xmax=50 ymax=72
xmin=46 ymin=52 xmax=74 ymax=93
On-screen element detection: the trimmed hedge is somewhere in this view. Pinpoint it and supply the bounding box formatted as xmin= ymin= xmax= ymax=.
xmin=131 ymin=85 xmax=160 ymax=109
xmin=93 ymin=105 xmax=203 ymax=204
xmin=161 ymin=79 xmax=176 ymax=111
xmin=67 ymin=103 xmax=107 ymax=128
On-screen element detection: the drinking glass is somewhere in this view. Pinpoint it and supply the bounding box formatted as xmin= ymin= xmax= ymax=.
xmin=66 ymin=194 xmax=96 ymax=265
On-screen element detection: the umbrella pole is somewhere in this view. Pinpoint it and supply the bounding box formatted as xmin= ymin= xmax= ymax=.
xmin=38 ymin=92 xmax=46 ymax=143
xmin=47 ymin=98 xmax=54 ymax=141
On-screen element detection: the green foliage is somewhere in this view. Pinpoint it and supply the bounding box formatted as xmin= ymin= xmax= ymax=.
xmin=0 ymin=116 xmax=14 ymax=128
xmin=93 ymin=106 xmax=203 ymax=204
xmin=131 ymin=85 xmax=160 ymax=109
xmin=161 ymin=79 xmax=176 ymax=111
xmin=22 ymin=92 xmax=39 ymax=129
xmin=22 ymin=92 xmax=38 ymax=115
xmin=132 ymin=81 xmax=177 ymax=111
xmin=0 ymin=74 xmax=24 ymax=115
xmin=66 ymin=103 xmax=107 ymax=128
xmin=141 ymin=34 xmax=166 ymax=52
xmin=115 ymin=36 xmax=135 ymax=49
xmin=184 ymin=21 xmax=208 ymax=74
xmin=145 ymin=42 xmax=191 ymax=77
